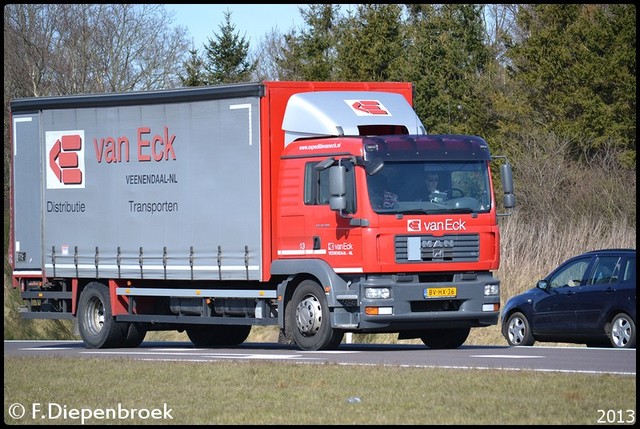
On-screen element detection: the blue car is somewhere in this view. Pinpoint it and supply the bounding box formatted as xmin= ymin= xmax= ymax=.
xmin=501 ymin=249 xmax=636 ymax=348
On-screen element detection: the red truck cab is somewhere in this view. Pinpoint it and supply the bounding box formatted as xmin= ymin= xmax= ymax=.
xmin=269 ymin=85 xmax=514 ymax=350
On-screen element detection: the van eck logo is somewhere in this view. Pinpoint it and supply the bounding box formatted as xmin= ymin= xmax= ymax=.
xmin=46 ymin=130 xmax=85 ymax=189
xmin=407 ymin=219 xmax=421 ymax=232
xmin=345 ymin=99 xmax=391 ymax=116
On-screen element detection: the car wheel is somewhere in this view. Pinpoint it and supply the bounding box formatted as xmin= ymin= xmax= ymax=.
xmin=505 ymin=312 xmax=535 ymax=346
xmin=609 ymin=313 xmax=636 ymax=348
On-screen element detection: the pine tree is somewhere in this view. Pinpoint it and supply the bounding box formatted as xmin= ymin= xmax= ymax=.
xmin=334 ymin=4 xmax=405 ymax=81
xmin=507 ymin=4 xmax=635 ymax=162
xmin=181 ymin=48 xmax=207 ymax=87
xmin=276 ymin=4 xmax=341 ymax=81
xmin=203 ymin=9 xmax=256 ymax=84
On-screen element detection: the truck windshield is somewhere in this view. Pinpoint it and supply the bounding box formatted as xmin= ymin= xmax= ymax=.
xmin=367 ymin=161 xmax=491 ymax=214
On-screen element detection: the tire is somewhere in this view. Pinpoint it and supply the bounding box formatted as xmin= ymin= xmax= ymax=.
xmin=277 ymin=328 xmax=295 ymax=345
xmin=77 ymin=282 xmax=127 ymax=348
xmin=287 ymin=279 xmax=343 ymax=351
xmin=187 ymin=325 xmax=252 ymax=348
xmin=609 ymin=313 xmax=636 ymax=348
xmin=122 ymin=322 xmax=147 ymax=348
xmin=505 ymin=312 xmax=535 ymax=346
xmin=420 ymin=327 xmax=470 ymax=349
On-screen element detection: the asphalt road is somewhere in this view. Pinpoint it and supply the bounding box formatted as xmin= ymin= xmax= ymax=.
xmin=4 ymin=340 xmax=636 ymax=376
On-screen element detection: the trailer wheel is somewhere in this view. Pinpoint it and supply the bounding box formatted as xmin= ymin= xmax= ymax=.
xmin=186 ymin=325 xmax=252 ymax=347
xmin=77 ymin=282 xmax=127 ymax=348
xmin=287 ymin=279 xmax=343 ymax=351
xmin=420 ymin=327 xmax=470 ymax=349
xmin=122 ymin=323 xmax=147 ymax=348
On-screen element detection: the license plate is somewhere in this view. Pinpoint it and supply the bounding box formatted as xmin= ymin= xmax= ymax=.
xmin=425 ymin=287 xmax=457 ymax=298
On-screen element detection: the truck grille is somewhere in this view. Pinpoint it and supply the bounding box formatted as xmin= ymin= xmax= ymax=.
xmin=395 ymin=234 xmax=479 ymax=263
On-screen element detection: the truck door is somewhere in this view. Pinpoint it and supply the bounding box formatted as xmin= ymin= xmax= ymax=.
xmin=12 ymin=113 xmax=42 ymax=272
xmin=303 ymin=161 xmax=363 ymax=272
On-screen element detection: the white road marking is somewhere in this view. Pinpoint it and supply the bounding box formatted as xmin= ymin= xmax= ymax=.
xmin=20 ymin=347 xmax=76 ymax=351
xmin=470 ymin=354 xmax=545 ymax=359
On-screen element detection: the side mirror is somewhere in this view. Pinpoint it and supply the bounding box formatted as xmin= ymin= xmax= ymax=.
xmin=536 ymin=280 xmax=549 ymax=291
xmin=494 ymin=158 xmax=515 ymax=217
xmin=500 ymin=163 xmax=514 ymax=194
xmin=500 ymin=163 xmax=515 ymax=210
xmin=329 ymin=165 xmax=347 ymax=212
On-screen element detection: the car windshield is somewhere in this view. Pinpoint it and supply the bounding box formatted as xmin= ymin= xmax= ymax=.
xmin=367 ymin=161 xmax=491 ymax=214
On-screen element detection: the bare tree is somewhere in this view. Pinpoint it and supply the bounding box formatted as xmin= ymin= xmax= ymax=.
xmin=250 ymin=28 xmax=288 ymax=81
xmin=4 ymin=4 xmax=58 ymax=98
xmin=4 ymin=4 xmax=190 ymax=96
xmin=3 ymin=4 xmax=191 ymax=202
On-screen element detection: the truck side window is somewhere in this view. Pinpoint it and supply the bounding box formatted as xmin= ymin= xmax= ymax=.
xmin=303 ymin=162 xmax=357 ymax=213
xmin=304 ymin=163 xmax=330 ymax=205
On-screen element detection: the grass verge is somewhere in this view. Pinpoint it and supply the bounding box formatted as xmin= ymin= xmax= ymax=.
xmin=4 ymin=356 xmax=636 ymax=425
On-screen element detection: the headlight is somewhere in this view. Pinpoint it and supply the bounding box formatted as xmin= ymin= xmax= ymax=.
xmin=484 ymin=284 xmax=499 ymax=296
xmin=364 ymin=287 xmax=390 ymax=299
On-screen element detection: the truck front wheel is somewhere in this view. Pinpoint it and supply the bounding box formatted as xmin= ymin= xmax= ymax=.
xmin=287 ymin=279 xmax=343 ymax=351
xmin=77 ymin=282 xmax=127 ymax=348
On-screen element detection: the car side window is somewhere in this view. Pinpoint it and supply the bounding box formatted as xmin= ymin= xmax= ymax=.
xmin=587 ymin=256 xmax=621 ymax=285
xmin=621 ymin=257 xmax=636 ymax=283
xmin=548 ymin=259 xmax=590 ymax=288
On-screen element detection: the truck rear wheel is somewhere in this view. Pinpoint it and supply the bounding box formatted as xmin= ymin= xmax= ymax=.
xmin=420 ymin=327 xmax=470 ymax=349
xmin=287 ymin=279 xmax=343 ymax=351
xmin=186 ymin=325 xmax=251 ymax=347
xmin=122 ymin=322 xmax=147 ymax=348
xmin=77 ymin=282 xmax=127 ymax=348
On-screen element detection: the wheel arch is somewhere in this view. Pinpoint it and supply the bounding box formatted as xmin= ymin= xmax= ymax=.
xmin=70 ymin=278 xmax=104 ymax=316
xmin=604 ymin=309 xmax=636 ymax=335
xmin=272 ymin=259 xmax=349 ymax=329
xmin=501 ymin=306 xmax=522 ymax=337
xmin=604 ymin=308 xmax=636 ymax=331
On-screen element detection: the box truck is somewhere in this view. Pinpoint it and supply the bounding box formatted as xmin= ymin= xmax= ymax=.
xmin=9 ymin=81 xmax=515 ymax=350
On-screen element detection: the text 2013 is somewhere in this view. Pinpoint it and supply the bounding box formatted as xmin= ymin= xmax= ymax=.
xmin=597 ymin=409 xmax=635 ymax=424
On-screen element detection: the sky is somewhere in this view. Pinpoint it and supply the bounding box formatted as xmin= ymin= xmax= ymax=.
xmin=166 ymin=4 xmax=307 ymax=48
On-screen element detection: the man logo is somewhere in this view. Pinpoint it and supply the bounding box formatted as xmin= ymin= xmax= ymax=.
xmin=46 ymin=130 xmax=85 ymax=189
